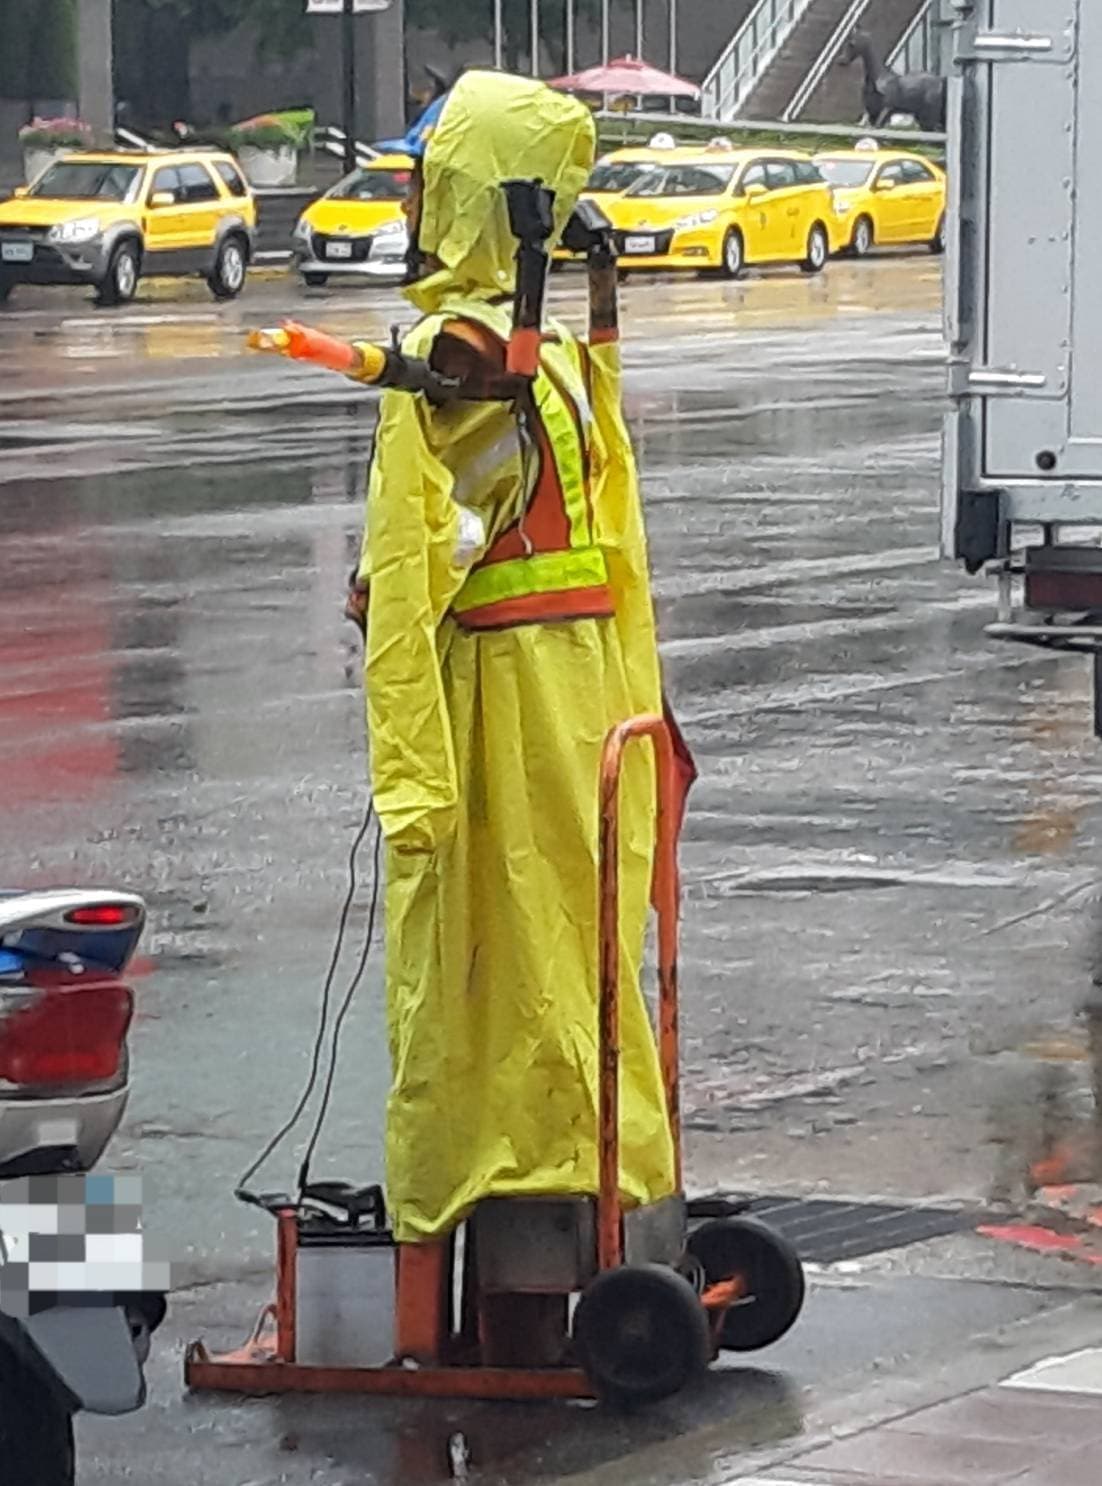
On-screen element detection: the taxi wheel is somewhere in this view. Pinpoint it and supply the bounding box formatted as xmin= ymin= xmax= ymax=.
xmin=720 ymin=228 xmax=745 ymax=279
xmin=303 ymin=272 xmax=330 ymax=288
xmin=850 ymin=216 xmax=873 ymax=258
xmin=0 ymin=278 xmax=12 ymax=304
xmin=929 ymin=216 xmax=945 ymax=255
xmin=801 ymin=224 xmax=829 ymax=275
xmin=96 ymin=241 xmax=139 ymax=306
xmin=209 ymin=235 xmax=248 ymax=300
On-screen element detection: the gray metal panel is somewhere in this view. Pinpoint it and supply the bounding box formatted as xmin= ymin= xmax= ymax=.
xmin=622 ymin=1194 xmax=687 ymax=1267
xmin=473 ymin=1198 xmax=597 ymax=1294
xmin=982 ymin=1 xmax=1076 ymax=478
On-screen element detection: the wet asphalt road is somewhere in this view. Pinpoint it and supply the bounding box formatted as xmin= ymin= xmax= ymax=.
xmin=4 ymin=259 xmax=1102 ymax=1481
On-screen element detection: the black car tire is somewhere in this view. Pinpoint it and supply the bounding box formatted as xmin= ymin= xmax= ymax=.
xmin=930 ymin=215 xmax=946 ymax=255
xmin=209 ymin=234 xmax=248 ymax=300
xmin=0 ymin=277 xmax=12 ymax=304
xmin=302 ymin=271 xmax=330 ymax=288
xmin=801 ymin=223 xmax=829 ymax=275
xmin=850 ymin=215 xmax=873 ymax=258
xmin=95 ymin=241 xmax=140 ymax=306
xmin=720 ymin=227 xmax=745 ymax=279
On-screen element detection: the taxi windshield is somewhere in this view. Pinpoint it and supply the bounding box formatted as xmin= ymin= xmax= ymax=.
xmin=28 ymin=161 xmax=142 ymax=201
xmin=330 ymin=168 xmax=411 ymax=201
xmin=816 ymin=159 xmax=875 ymax=188
xmin=626 ymin=164 xmax=735 ymax=198
xmin=588 ymin=160 xmax=654 ymax=193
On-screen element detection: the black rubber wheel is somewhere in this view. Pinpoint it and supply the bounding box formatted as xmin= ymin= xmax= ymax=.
xmin=0 ymin=278 xmax=12 ymax=304
xmin=573 ymin=1263 xmax=711 ymax=1404
xmin=303 ymin=271 xmax=330 ymax=288
xmin=850 ymin=215 xmax=873 ymax=258
xmin=95 ymin=241 xmax=139 ymax=306
xmin=801 ymin=223 xmax=829 ymax=275
xmin=688 ymin=1215 xmax=805 ymax=1352
xmin=929 ymin=215 xmax=946 ymax=255
xmin=720 ymin=227 xmax=745 ymax=279
xmin=209 ymin=234 xmax=248 ymax=299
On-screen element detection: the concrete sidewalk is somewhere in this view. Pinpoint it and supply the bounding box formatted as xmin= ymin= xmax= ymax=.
xmin=732 ymin=1349 xmax=1102 ymax=1486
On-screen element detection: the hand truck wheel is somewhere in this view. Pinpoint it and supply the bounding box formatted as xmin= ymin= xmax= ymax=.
xmin=573 ymin=1262 xmax=711 ymax=1405
xmin=687 ymin=1215 xmax=805 ymax=1352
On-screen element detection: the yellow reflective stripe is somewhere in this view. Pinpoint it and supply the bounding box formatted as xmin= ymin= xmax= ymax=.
xmin=452 ymin=547 xmax=609 ymax=613
xmin=436 ymin=300 xmax=593 ymax=544
xmin=533 ymin=376 xmax=589 ymax=546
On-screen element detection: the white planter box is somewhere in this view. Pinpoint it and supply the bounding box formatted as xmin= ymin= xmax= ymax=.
xmin=237 ymin=145 xmax=297 ymax=188
xmin=22 ymin=147 xmax=64 ymax=184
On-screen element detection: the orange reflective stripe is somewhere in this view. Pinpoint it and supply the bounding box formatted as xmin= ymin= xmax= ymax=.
xmin=454 ymin=585 xmax=614 ymax=632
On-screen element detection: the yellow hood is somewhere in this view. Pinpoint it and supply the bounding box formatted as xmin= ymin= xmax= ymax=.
xmin=408 ymin=69 xmax=595 ymax=313
xmin=304 ymin=198 xmax=404 ymax=236
xmin=0 ymin=197 xmax=131 ymax=229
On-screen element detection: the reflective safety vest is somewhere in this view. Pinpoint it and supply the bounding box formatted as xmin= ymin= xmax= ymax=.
xmin=443 ymin=301 xmax=615 ymax=633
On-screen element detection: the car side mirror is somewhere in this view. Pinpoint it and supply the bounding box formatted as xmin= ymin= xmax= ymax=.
xmin=150 ymin=190 xmax=176 ymax=207
xmin=13 ymin=185 xmax=28 ymax=198
xmin=876 ymin=178 xmax=897 ymax=193
xmin=743 ymin=182 xmax=767 ymax=200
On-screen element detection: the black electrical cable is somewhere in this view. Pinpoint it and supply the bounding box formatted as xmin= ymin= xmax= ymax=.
xmin=233 ymin=796 xmax=376 ymax=1205
xmin=296 ymin=814 xmax=384 ymax=1197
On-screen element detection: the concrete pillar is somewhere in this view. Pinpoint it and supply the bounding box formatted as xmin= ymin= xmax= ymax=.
xmin=77 ymin=0 xmax=114 ymax=141
xmin=367 ymin=0 xmax=405 ymax=139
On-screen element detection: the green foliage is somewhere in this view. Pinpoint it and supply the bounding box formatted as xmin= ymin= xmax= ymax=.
xmin=229 ymin=108 xmax=313 ymax=149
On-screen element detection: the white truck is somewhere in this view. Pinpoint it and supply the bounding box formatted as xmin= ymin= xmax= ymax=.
xmin=942 ymin=1 xmax=1102 ymax=728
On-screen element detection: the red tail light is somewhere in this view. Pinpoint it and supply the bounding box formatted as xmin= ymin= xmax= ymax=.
xmin=64 ymin=904 xmax=138 ymax=927
xmin=0 ymin=984 xmax=133 ymax=1088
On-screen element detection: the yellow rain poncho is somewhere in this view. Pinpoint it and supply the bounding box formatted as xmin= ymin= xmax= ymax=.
xmin=361 ymin=70 xmax=677 ymax=1244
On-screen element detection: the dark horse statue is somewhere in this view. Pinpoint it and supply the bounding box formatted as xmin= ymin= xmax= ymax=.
xmin=839 ymin=30 xmax=946 ymax=133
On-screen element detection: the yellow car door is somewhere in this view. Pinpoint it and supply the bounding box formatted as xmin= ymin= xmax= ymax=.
xmin=870 ymin=161 xmax=909 ymax=243
xmin=734 ymin=159 xmax=771 ymax=260
xmin=174 ymin=163 xmax=224 ymax=261
xmin=143 ymin=165 xmax=187 ymax=262
xmin=763 ymin=159 xmax=802 ymax=258
xmin=899 ymin=158 xmax=943 ymax=241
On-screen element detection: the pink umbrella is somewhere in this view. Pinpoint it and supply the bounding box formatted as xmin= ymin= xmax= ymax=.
xmin=549 ymin=55 xmax=701 ymax=100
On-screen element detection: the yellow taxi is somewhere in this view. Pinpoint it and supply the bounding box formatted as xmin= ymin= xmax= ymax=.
xmin=292 ymin=154 xmax=413 ymax=286
xmin=603 ymin=149 xmax=842 ymax=277
xmin=814 ymin=147 xmax=946 ymax=257
xmin=553 ymin=137 xmax=679 ymax=263
xmin=0 ymin=148 xmax=256 ymax=306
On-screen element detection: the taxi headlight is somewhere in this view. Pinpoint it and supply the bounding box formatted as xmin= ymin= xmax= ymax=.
xmin=373 ymin=218 xmax=407 ymax=239
xmin=674 ymin=209 xmax=719 ymax=232
xmin=293 ymin=216 xmax=312 ymax=240
xmin=47 ymin=216 xmax=102 ymax=245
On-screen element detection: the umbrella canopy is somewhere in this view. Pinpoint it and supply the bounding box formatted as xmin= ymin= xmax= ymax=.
xmin=549 ymin=55 xmax=700 ymax=100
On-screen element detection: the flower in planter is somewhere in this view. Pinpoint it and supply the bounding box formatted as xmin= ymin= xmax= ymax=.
xmin=19 ymin=117 xmax=94 ymax=151
xmin=228 ymin=114 xmax=301 ymax=153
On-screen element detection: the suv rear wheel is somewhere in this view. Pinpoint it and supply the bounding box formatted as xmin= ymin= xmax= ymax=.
xmin=209 ymin=235 xmax=248 ymax=300
xmin=95 ymin=241 xmax=139 ymax=307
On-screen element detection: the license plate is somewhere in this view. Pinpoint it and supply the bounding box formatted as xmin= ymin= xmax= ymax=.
xmin=326 ymin=240 xmax=353 ymax=260
xmin=624 ymin=235 xmax=657 ymax=255
xmin=1 ymin=241 xmax=33 ymax=263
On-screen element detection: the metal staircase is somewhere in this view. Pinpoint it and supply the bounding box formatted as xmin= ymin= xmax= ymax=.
xmin=788 ymin=0 xmax=932 ymax=124
xmin=700 ymin=0 xmax=934 ymax=124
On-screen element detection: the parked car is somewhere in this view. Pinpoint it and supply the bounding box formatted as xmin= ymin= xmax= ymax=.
xmin=292 ymin=153 xmax=413 ymax=287
xmin=0 ymin=148 xmax=256 ymax=306
xmin=602 ymin=149 xmax=842 ymax=278
xmin=0 ymin=888 xmax=166 ymax=1485
xmin=815 ymin=147 xmax=946 ymax=257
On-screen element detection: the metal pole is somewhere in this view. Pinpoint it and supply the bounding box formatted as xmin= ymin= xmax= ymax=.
xmin=669 ymin=0 xmax=678 ymax=73
xmin=601 ymin=0 xmax=610 ymax=64
xmin=342 ymin=0 xmax=357 ymax=176
xmin=493 ymin=0 xmax=503 ymax=68
xmin=635 ymin=0 xmax=643 ymax=59
xmin=566 ymin=0 xmax=575 ymax=74
xmin=531 ymin=0 xmax=539 ymax=75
